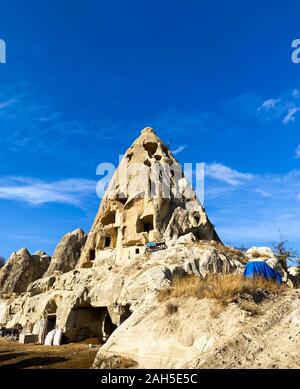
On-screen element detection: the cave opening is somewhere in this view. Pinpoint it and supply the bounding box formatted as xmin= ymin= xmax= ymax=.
xmin=104 ymin=236 xmax=111 ymax=248
xmin=89 ymin=249 xmax=96 ymax=261
xmin=101 ymin=210 xmax=116 ymax=225
xmin=144 ymin=142 xmax=158 ymax=158
xmin=66 ymin=306 xmax=117 ymax=343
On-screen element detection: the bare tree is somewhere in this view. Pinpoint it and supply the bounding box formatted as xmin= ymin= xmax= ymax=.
xmin=272 ymin=234 xmax=298 ymax=273
xmin=234 ymin=245 xmax=248 ymax=253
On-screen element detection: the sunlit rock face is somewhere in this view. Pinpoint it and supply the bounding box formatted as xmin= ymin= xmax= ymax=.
xmin=0 ymin=128 xmax=253 ymax=369
xmin=0 ymin=248 xmax=50 ymax=295
xmin=44 ymin=228 xmax=87 ymax=277
xmin=77 ymin=127 xmax=221 ymax=268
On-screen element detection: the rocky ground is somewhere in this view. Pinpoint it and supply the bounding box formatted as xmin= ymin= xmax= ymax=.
xmin=0 ymin=338 xmax=100 ymax=369
xmin=1 ymin=284 xmax=299 ymax=369
xmin=1 ymin=240 xmax=299 ymax=369
xmin=95 ymin=284 xmax=300 ymax=369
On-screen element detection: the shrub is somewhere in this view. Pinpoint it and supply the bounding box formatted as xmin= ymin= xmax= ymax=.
xmin=273 ymin=235 xmax=298 ymax=273
xmin=158 ymin=273 xmax=283 ymax=306
xmin=234 ymin=245 xmax=248 ymax=253
xmin=166 ymin=303 xmax=178 ymax=315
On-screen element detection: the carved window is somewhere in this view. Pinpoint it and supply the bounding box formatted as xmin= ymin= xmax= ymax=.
xmin=89 ymin=249 xmax=96 ymax=261
xmin=104 ymin=237 xmax=111 ymax=248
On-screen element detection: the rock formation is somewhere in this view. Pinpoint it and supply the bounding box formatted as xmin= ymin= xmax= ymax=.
xmin=2 ymin=127 xmax=299 ymax=369
xmin=0 ymin=128 xmax=234 ymax=352
xmin=0 ymin=241 xmax=244 ymax=342
xmin=78 ymin=127 xmax=221 ymax=268
xmin=0 ymin=248 xmax=50 ymax=295
xmin=289 ymin=266 xmax=299 ymax=277
xmin=44 ymin=228 xmax=87 ymax=277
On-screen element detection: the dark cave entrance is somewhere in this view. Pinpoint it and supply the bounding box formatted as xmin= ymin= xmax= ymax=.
xmin=46 ymin=314 xmax=57 ymax=333
xmin=66 ymin=305 xmax=117 ymax=343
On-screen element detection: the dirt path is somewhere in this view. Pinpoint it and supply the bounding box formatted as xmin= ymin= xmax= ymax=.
xmin=0 ymin=338 xmax=100 ymax=369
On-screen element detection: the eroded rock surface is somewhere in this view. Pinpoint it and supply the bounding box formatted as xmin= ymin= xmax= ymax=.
xmin=0 ymin=242 xmax=244 ymax=344
xmin=2 ymin=128 xmax=299 ymax=369
xmin=0 ymin=248 xmax=50 ymax=295
xmin=44 ymin=228 xmax=87 ymax=277
xmin=77 ymin=127 xmax=221 ymax=268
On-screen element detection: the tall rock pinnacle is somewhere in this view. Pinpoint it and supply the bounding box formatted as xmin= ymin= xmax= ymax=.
xmin=78 ymin=127 xmax=221 ymax=267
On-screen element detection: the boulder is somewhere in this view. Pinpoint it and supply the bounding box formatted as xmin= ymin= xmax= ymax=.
xmin=176 ymin=232 xmax=196 ymax=245
xmin=246 ymin=247 xmax=275 ymax=261
xmin=288 ymin=266 xmax=299 ymax=277
xmin=164 ymin=207 xmax=219 ymax=246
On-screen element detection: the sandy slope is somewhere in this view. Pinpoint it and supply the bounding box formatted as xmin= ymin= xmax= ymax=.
xmin=187 ymin=289 xmax=300 ymax=369
xmin=94 ymin=288 xmax=300 ymax=369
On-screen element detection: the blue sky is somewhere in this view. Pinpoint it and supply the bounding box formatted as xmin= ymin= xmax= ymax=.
xmin=0 ymin=0 xmax=300 ymax=258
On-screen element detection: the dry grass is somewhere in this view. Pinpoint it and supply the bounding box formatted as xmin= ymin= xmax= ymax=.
xmin=193 ymin=241 xmax=248 ymax=264
xmin=97 ymin=354 xmax=138 ymax=369
xmin=250 ymin=250 xmax=262 ymax=259
xmin=209 ymin=302 xmax=224 ymax=318
xmin=158 ymin=273 xmax=283 ymax=306
xmin=223 ymin=247 xmax=248 ymax=262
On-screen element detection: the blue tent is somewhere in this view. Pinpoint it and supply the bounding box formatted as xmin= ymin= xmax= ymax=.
xmin=146 ymin=242 xmax=156 ymax=248
xmin=244 ymin=261 xmax=282 ymax=284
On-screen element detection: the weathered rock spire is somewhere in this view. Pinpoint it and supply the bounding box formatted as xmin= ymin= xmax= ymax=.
xmin=78 ymin=127 xmax=221 ymax=267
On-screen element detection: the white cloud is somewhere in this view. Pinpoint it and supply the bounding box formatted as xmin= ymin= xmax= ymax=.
xmin=172 ymin=145 xmax=186 ymax=155
xmin=0 ymin=82 xmax=132 ymax=155
xmin=295 ymin=145 xmax=300 ymax=158
xmin=205 ymin=163 xmax=254 ymax=186
xmin=205 ymin=166 xmax=300 ymax=250
xmin=254 ymin=188 xmax=271 ymax=197
xmin=0 ymin=176 xmax=97 ymax=206
xmin=257 ymin=98 xmax=281 ymax=112
xmin=257 ymin=93 xmax=300 ymax=126
xmin=0 ymin=98 xmax=18 ymax=110
xmin=283 ymin=107 xmax=300 ymax=124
